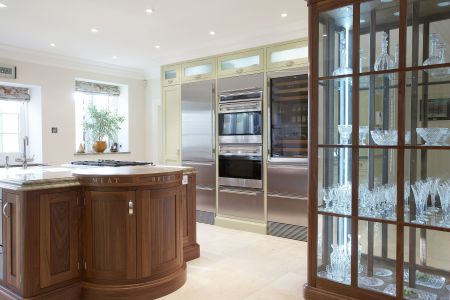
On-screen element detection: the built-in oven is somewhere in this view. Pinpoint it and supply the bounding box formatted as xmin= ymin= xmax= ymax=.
xmin=218 ymin=144 xmax=262 ymax=189
xmin=218 ymin=88 xmax=263 ymax=144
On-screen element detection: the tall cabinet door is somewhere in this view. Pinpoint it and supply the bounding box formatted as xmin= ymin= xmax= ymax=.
xmin=2 ymin=191 xmax=22 ymax=291
xmin=137 ymin=187 xmax=183 ymax=278
xmin=163 ymin=85 xmax=181 ymax=165
xmin=84 ymin=191 xmax=136 ymax=281
xmin=39 ymin=190 xmax=80 ymax=288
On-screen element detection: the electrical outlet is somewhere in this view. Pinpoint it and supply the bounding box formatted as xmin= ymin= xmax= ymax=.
xmin=51 ymin=127 xmax=58 ymax=133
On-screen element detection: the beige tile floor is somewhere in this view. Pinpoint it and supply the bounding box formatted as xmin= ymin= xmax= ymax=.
xmin=161 ymin=223 xmax=307 ymax=300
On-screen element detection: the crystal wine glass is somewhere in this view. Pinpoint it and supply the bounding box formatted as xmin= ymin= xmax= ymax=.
xmin=338 ymin=125 xmax=352 ymax=145
xmin=359 ymin=126 xmax=369 ymax=145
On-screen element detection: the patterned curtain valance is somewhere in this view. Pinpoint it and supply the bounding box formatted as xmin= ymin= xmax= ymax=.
xmin=0 ymin=85 xmax=30 ymax=101
xmin=75 ymin=80 xmax=121 ymax=96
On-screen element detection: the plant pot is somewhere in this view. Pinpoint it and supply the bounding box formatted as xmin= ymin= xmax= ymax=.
xmin=92 ymin=141 xmax=107 ymax=153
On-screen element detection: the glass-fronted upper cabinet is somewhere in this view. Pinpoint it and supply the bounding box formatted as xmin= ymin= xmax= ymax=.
xmin=181 ymin=58 xmax=216 ymax=82
xmin=218 ymin=49 xmax=264 ymax=77
xmin=266 ymin=40 xmax=309 ymax=70
xmin=307 ymin=1 xmax=450 ymax=300
xmin=162 ymin=64 xmax=181 ymax=86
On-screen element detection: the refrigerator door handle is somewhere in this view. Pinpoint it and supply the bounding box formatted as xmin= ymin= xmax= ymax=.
xmin=220 ymin=188 xmax=259 ymax=196
xmin=212 ymin=84 xmax=216 ymax=158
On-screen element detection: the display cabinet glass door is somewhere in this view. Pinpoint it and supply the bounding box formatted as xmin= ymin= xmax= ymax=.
xmin=269 ymin=74 xmax=308 ymax=159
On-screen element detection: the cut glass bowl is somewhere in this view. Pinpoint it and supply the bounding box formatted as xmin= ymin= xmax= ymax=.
xmin=416 ymin=128 xmax=449 ymax=146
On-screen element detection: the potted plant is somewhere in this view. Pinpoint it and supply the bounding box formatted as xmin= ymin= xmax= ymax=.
xmin=82 ymin=103 xmax=125 ymax=153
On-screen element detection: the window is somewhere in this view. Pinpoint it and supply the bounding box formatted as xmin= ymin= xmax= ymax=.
xmin=0 ymin=100 xmax=27 ymax=153
xmin=74 ymin=80 xmax=129 ymax=153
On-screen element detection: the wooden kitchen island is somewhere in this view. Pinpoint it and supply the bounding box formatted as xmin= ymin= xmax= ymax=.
xmin=0 ymin=165 xmax=199 ymax=300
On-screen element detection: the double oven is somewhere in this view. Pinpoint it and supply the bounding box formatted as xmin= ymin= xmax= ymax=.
xmin=217 ymin=73 xmax=264 ymax=221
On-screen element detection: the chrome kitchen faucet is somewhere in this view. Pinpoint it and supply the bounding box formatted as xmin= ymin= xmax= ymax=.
xmin=15 ymin=136 xmax=34 ymax=169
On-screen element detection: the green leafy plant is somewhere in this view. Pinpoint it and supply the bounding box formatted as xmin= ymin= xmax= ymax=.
xmin=82 ymin=103 xmax=125 ymax=142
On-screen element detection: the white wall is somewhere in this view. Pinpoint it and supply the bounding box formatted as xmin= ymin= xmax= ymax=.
xmin=145 ymin=78 xmax=162 ymax=164
xmin=0 ymin=57 xmax=149 ymax=164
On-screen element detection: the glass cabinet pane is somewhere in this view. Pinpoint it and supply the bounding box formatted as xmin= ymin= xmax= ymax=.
xmin=165 ymin=70 xmax=177 ymax=80
xmin=317 ymin=215 xmax=352 ymax=285
xmin=405 ymin=149 xmax=450 ymax=228
xmin=271 ymin=48 xmax=306 ymax=63
xmin=359 ymin=149 xmax=398 ymax=221
xmin=184 ymin=64 xmax=212 ymax=77
xmin=318 ymin=148 xmax=352 ymax=216
xmin=319 ymin=5 xmax=354 ymax=78
xmin=358 ymin=221 xmax=397 ymax=296
xmin=319 ymin=78 xmax=353 ymax=145
xmin=405 ymin=71 xmax=450 ymax=147
xmin=359 ymin=74 xmax=399 ymax=146
xmin=220 ymin=55 xmax=260 ymax=71
xmin=407 ymin=0 xmax=450 ymax=69
xmin=404 ymin=227 xmax=450 ymax=300
xmin=360 ymin=0 xmax=400 ymax=74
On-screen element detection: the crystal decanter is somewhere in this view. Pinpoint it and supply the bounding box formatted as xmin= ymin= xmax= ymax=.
xmin=423 ymin=33 xmax=449 ymax=78
xmin=374 ymin=31 xmax=395 ymax=71
xmin=333 ymin=33 xmax=353 ymax=77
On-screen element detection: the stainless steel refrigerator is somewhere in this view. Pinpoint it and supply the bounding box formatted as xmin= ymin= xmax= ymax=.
xmin=267 ymin=70 xmax=309 ymax=241
xmin=181 ymin=80 xmax=216 ymax=224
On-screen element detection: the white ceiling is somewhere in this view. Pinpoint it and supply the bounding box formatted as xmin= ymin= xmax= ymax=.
xmin=0 ymin=0 xmax=309 ymax=78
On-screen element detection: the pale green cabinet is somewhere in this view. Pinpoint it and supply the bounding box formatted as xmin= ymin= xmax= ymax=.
xmin=181 ymin=58 xmax=216 ymax=82
xmin=162 ymin=85 xmax=181 ymax=165
xmin=217 ymin=49 xmax=264 ymax=77
xmin=266 ymin=40 xmax=308 ymax=70
xmin=162 ymin=64 xmax=181 ymax=86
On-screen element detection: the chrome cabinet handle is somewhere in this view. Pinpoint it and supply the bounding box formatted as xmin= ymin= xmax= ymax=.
xmin=220 ymin=189 xmax=258 ymax=196
xmin=196 ymin=186 xmax=214 ymax=191
xmin=285 ymin=60 xmax=295 ymax=67
xmin=128 ymin=200 xmax=134 ymax=215
xmin=267 ymin=193 xmax=307 ymax=200
xmin=168 ymin=79 xmax=174 ymax=84
xmin=2 ymin=202 xmax=9 ymax=218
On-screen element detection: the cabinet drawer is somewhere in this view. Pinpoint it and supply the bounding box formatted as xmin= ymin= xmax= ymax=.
xmin=181 ymin=58 xmax=216 ymax=82
xmin=162 ymin=64 xmax=181 ymax=86
xmin=267 ymin=40 xmax=308 ymax=70
xmin=218 ymin=188 xmax=264 ymax=221
xmin=218 ymin=49 xmax=264 ymax=77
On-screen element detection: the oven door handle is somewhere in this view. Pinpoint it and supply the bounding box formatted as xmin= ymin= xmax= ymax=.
xmin=220 ymin=189 xmax=258 ymax=196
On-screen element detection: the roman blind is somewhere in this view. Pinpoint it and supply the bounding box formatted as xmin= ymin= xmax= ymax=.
xmin=75 ymin=80 xmax=121 ymax=96
xmin=0 ymin=85 xmax=30 ymax=101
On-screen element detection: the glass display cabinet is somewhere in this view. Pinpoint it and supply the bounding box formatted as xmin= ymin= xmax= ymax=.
xmin=306 ymin=0 xmax=450 ymax=299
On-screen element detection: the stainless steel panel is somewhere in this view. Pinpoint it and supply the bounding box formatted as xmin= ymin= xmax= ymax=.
xmin=182 ymin=161 xmax=215 ymax=187
xmin=196 ymin=186 xmax=216 ymax=213
xmin=267 ymin=194 xmax=308 ymax=226
xmin=218 ymin=73 xmax=264 ymax=93
xmin=219 ymin=145 xmax=262 ymax=156
xmin=219 ymin=135 xmax=262 ymax=144
xmin=218 ymin=188 xmax=264 ymax=220
xmin=267 ymin=163 xmax=308 ymax=195
xmin=218 ymin=177 xmax=262 ymax=189
xmin=219 ymin=100 xmax=262 ymax=113
xmin=181 ymin=80 xmax=215 ymax=162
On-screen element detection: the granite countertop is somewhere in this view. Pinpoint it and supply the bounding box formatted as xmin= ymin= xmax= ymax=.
xmin=0 ymin=164 xmax=195 ymax=190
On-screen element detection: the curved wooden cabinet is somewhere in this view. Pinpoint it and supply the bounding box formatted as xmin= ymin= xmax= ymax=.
xmin=0 ymin=168 xmax=198 ymax=300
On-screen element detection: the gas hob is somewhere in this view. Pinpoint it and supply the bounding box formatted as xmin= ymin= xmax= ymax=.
xmin=71 ymin=159 xmax=153 ymax=167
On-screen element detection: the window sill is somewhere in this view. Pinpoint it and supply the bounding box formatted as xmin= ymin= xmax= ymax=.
xmin=73 ymin=151 xmax=131 ymax=156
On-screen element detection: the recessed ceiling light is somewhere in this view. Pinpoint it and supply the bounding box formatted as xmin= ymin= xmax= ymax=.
xmin=113 ymin=56 xmax=118 ymax=59
xmin=393 ymin=11 xmax=400 ymax=16
xmin=437 ymin=1 xmax=450 ymax=7
xmin=323 ymin=34 xmax=328 ymax=37
xmin=0 ymin=3 xmax=6 ymax=8
xmin=50 ymin=43 xmax=56 ymax=47
xmin=209 ymin=31 xmax=215 ymax=35
xmin=155 ymin=45 xmax=160 ymax=49
xmin=281 ymin=13 xmax=288 ymax=18
xmin=146 ymin=8 xmax=153 ymax=14
xmin=91 ymin=28 xmax=99 ymax=33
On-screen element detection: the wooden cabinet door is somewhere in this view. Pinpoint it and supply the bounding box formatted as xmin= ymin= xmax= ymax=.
xmin=39 ymin=190 xmax=80 ymax=288
xmin=3 ymin=191 xmax=22 ymax=291
xmin=137 ymin=187 xmax=183 ymax=278
xmin=84 ymin=191 xmax=136 ymax=281
xmin=217 ymin=48 xmax=264 ymax=77
xmin=266 ymin=40 xmax=308 ymax=70
xmin=162 ymin=64 xmax=181 ymax=86
xmin=162 ymin=85 xmax=181 ymax=165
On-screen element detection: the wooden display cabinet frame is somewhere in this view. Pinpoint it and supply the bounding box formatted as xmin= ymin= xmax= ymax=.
xmin=305 ymin=0 xmax=450 ymax=299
